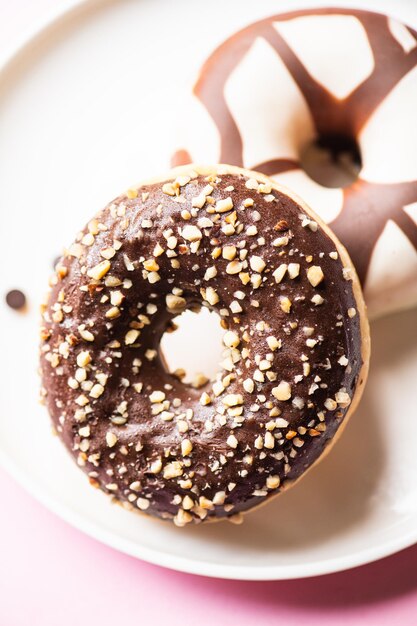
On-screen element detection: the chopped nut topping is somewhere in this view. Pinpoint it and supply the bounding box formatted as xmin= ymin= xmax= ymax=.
xmin=90 ymin=383 xmax=104 ymax=399
xmin=223 ymin=331 xmax=240 ymax=348
xmin=150 ymin=390 xmax=166 ymax=403
xmin=181 ymin=439 xmax=193 ymax=456
xmin=137 ymin=498 xmax=150 ymax=511
xmin=288 ymin=263 xmax=300 ymax=279
xmin=243 ymin=378 xmax=254 ymax=393
xmin=150 ymin=459 xmax=162 ymax=474
xmin=307 ymin=266 xmax=324 ymax=287
xmin=79 ymin=328 xmax=95 ymax=342
xmin=106 ymin=432 xmax=118 ymax=448
xmin=182 ymin=225 xmax=202 ymax=242
xmin=222 ymin=245 xmax=236 ymax=260
xmin=87 ymin=260 xmax=111 ymax=281
xmin=227 ymin=434 xmax=238 ymax=449
xmin=166 ymin=294 xmax=186 ymax=312
xmin=266 ymin=475 xmax=280 ymax=489
xmin=215 ymin=197 xmax=233 ymax=213
xmin=100 ymin=247 xmax=116 ymax=260
xmin=264 ymin=432 xmax=275 ymax=449
xmin=204 ymin=266 xmax=217 ymax=281
xmin=266 ymin=336 xmax=280 ymax=351
xmin=223 ymin=394 xmax=243 ymax=407
xmin=125 ymin=329 xmax=140 ymax=345
xmin=272 ymin=236 xmax=289 ymax=247
xmin=76 ymin=351 xmax=91 ymax=367
xmin=250 ymin=256 xmax=266 ymax=273
xmin=200 ymin=392 xmax=212 ymax=406
xmin=174 ymin=509 xmax=192 ymax=527
xmin=163 ymin=461 xmax=183 ymax=479
xmin=279 ymin=296 xmax=292 ymax=314
xmin=201 ymin=286 xmax=219 ymax=306
xmin=273 ymin=264 xmax=287 ymax=283
xmin=272 ymin=381 xmax=292 ymax=401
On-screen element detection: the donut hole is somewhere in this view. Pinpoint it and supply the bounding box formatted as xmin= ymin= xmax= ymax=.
xmin=159 ymin=307 xmax=224 ymax=386
xmin=300 ymin=134 xmax=362 ymax=188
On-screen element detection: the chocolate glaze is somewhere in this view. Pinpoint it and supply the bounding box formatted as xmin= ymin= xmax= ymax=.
xmin=40 ymin=167 xmax=366 ymax=525
xmin=183 ymin=9 xmax=417 ymax=285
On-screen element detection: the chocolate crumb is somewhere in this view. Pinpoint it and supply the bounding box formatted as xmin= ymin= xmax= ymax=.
xmin=5 ymin=289 xmax=26 ymax=310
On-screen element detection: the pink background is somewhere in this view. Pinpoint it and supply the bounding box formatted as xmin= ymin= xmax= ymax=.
xmin=1 ymin=1 xmax=417 ymax=624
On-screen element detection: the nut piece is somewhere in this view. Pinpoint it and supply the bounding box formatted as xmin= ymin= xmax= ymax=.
xmin=223 ymin=394 xmax=243 ymax=407
xmin=201 ymin=287 xmax=219 ymax=306
xmin=250 ymin=256 xmax=266 ymax=273
xmin=150 ymin=459 xmax=163 ymax=474
xmin=264 ymin=431 xmax=275 ymax=449
xmin=204 ymin=266 xmax=217 ymax=281
xmin=106 ymin=432 xmax=118 ymax=448
xmin=223 ymin=331 xmax=240 ymax=348
xmin=125 ymin=329 xmax=140 ymax=345
xmin=227 ymin=434 xmax=238 ymax=449
xmin=200 ymin=392 xmax=211 ymax=406
xmin=166 ymin=294 xmax=186 ymax=312
xmin=90 ymin=383 xmax=104 ymax=399
xmin=163 ymin=461 xmax=183 ymax=479
xmin=279 ymin=296 xmax=292 ymax=314
xmin=287 ymin=263 xmax=300 ymax=279
xmin=266 ymin=336 xmax=280 ymax=351
xmin=266 ymin=475 xmax=280 ymax=489
xmin=150 ymin=390 xmax=165 ymax=403
xmin=222 ymin=245 xmax=236 ymax=260
xmin=243 ymin=378 xmax=254 ymax=393
xmin=273 ymin=264 xmax=287 ymax=284
xmin=137 ymin=498 xmax=150 ymax=510
xmin=182 ymin=225 xmax=202 ymax=242
xmin=272 ymin=381 xmax=292 ymax=401
xmin=226 ymin=260 xmax=243 ymax=275
xmin=173 ymin=509 xmax=192 ymax=527
xmin=215 ymin=197 xmax=233 ymax=213
xmin=87 ymin=260 xmax=111 ymax=280
xmin=76 ymin=350 xmax=91 ymax=367
xmin=181 ymin=439 xmax=193 ymax=456
xmin=307 ymin=266 xmax=324 ymax=287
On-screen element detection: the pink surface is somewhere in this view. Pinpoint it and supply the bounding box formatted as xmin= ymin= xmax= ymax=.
xmin=1 ymin=1 xmax=417 ymax=624
xmin=1 ymin=468 xmax=417 ymax=626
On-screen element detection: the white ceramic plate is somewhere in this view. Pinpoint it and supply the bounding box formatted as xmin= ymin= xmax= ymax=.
xmin=1 ymin=0 xmax=417 ymax=580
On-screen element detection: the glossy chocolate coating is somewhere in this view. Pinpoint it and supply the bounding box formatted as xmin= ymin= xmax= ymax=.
xmin=40 ymin=167 xmax=366 ymax=525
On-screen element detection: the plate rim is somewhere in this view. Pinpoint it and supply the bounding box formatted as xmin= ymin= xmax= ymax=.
xmin=1 ymin=0 xmax=416 ymax=581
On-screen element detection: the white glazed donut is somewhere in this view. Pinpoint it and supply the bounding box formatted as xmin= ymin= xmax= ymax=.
xmin=172 ymin=8 xmax=417 ymax=319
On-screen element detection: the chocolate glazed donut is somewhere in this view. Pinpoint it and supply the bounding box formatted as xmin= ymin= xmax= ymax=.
xmin=40 ymin=165 xmax=369 ymax=526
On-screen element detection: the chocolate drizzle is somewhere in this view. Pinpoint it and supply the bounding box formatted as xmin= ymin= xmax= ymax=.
xmin=185 ymin=8 xmax=417 ymax=285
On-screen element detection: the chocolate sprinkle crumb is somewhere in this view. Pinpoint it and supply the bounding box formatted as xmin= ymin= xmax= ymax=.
xmin=5 ymin=289 xmax=26 ymax=310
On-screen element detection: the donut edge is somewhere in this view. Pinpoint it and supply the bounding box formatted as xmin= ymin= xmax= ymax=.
xmin=109 ymin=163 xmax=371 ymax=525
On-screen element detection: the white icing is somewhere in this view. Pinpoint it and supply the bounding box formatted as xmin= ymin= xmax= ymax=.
xmin=388 ymin=17 xmax=417 ymax=54
xmin=224 ymin=37 xmax=315 ymax=167
xmin=274 ymin=169 xmax=344 ymax=224
xmin=273 ymin=15 xmax=374 ymax=100
xmin=404 ymin=201 xmax=417 ymax=226
xmin=365 ymin=220 xmax=417 ymax=318
xmin=360 ymin=66 xmax=417 ymax=183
